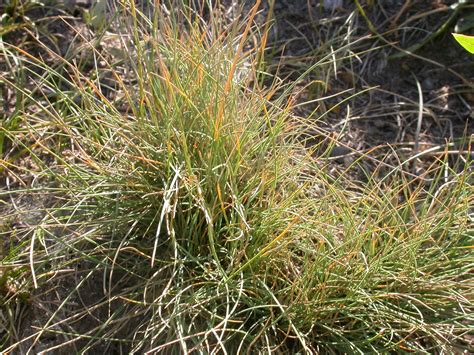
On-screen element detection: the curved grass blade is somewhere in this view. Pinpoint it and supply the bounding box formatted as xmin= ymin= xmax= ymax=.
xmin=453 ymin=33 xmax=474 ymax=54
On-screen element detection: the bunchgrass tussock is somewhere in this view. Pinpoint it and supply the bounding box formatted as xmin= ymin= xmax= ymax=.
xmin=0 ymin=1 xmax=472 ymax=353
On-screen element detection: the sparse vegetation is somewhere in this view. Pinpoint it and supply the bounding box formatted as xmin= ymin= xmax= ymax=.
xmin=0 ymin=1 xmax=473 ymax=353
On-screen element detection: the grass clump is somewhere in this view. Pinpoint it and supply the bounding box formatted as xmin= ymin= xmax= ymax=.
xmin=0 ymin=1 xmax=473 ymax=353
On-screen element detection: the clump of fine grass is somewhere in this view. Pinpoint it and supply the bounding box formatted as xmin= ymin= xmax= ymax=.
xmin=0 ymin=1 xmax=473 ymax=353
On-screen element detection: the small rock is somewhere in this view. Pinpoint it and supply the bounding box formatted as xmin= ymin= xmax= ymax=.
xmin=323 ymin=0 xmax=343 ymax=10
xmin=330 ymin=145 xmax=351 ymax=164
xmin=422 ymin=77 xmax=434 ymax=91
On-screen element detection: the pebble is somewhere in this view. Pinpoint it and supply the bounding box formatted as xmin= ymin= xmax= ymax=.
xmin=330 ymin=145 xmax=351 ymax=164
xmin=422 ymin=77 xmax=434 ymax=91
xmin=323 ymin=0 xmax=343 ymax=10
